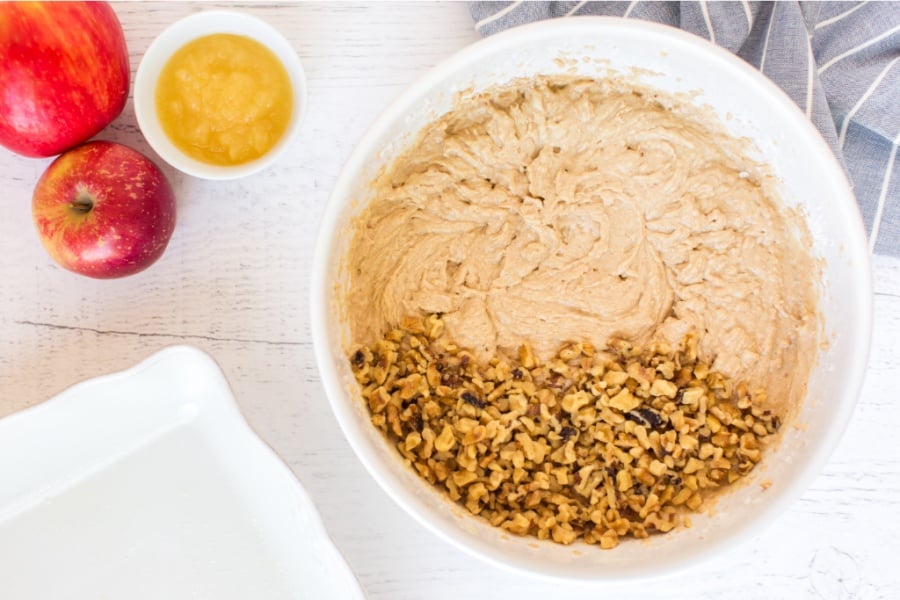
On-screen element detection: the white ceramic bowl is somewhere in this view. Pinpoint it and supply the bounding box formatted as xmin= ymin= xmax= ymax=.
xmin=134 ymin=11 xmax=307 ymax=180
xmin=311 ymin=17 xmax=873 ymax=582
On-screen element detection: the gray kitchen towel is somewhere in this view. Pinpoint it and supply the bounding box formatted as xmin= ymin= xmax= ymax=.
xmin=468 ymin=1 xmax=900 ymax=255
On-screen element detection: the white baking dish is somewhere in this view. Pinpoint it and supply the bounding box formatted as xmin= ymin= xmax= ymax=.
xmin=0 ymin=346 xmax=364 ymax=599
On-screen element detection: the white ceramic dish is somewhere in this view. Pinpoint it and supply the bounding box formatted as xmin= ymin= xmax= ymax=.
xmin=311 ymin=17 xmax=873 ymax=582
xmin=134 ymin=11 xmax=307 ymax=180
xmin=0 ymin=346 xmax=364 ymax=600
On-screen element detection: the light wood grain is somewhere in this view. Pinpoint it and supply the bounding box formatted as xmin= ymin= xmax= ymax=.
xmin=0 ymin=3 xmax=897 ymax=598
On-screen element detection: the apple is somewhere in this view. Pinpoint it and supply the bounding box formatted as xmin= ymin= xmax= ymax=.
xmin=0 ymin=2 xmax=129 ymax=158
xmin=32 ymin=141 xmax=176 ymax=279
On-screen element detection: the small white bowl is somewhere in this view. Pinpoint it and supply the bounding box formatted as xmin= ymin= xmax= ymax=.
xmin=312 ymin=17 xmax=873 ymax=582
xmin=135 ymin=11 xmax=307 ymax=180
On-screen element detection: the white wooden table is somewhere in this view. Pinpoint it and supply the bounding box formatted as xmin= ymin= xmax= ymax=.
xmin=1 ymin=3 xmax=897 ymax=598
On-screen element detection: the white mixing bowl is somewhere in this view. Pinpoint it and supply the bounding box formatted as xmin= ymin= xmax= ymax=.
xmin=311 ymin=17 xmax=872 ymax=581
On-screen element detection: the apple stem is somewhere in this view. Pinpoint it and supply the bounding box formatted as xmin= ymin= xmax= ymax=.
xmin=71 ymin=191 xmax=94 ymax=215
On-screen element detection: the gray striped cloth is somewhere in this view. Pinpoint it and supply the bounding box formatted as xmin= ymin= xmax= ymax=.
xmin=468 ymin=1 xmax=900 ymax=255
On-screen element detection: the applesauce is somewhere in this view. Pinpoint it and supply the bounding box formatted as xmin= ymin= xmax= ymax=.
xmin=155 ymin=33 xmax=292 ymax=166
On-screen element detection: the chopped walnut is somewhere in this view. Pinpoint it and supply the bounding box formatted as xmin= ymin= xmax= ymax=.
xmin=349 ymin=314 xmax=779 ymax=549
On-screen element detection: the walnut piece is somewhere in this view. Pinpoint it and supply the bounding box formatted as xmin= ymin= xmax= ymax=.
xmin=349 ymin=314 xmax=779 ymax=549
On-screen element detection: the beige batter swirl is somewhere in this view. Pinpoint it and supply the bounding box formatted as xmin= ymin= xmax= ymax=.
xmin=344 ymin=76 xmax=820 ymax=416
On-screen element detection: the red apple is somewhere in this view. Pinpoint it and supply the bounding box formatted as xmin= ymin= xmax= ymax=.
xmin=32 ymin=141 xmax=176 ymax=278
xmin=0 ymin=2 xmax=129 ymax=158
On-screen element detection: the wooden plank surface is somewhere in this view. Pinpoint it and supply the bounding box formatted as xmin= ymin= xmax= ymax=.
xmin=0 ymin=3 xmax=897 ymax=598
